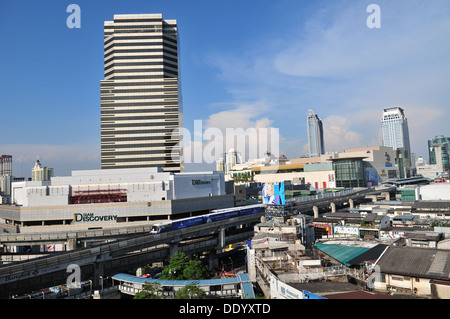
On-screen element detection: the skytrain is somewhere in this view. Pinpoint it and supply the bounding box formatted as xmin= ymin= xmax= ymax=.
xmin=150 ymin=204 xmax=265 ymax=234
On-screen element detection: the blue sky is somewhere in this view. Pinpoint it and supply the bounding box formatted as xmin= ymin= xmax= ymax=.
xmin=1 ymin=0 xmax=449 ymax=177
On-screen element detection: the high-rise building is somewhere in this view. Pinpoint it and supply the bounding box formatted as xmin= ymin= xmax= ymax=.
xmin=428 ymin=135 xmax=450 ymax=171
xmin=381 ymin=107 xmax=411 ymax=156
xmin=0 ymin=155 xmax=12 ymax=202
xmin=100 ymin=14 xmax=183 ymax=172
xmin=0 ymin=155 xmax=12 ymax=176
xmin=307 ymin=109 xmax=325 ymax=157
xmin=381 ymin=107 xmax=412 ymax=177
xmin=31 ymin=160 xmax=54 ymax=181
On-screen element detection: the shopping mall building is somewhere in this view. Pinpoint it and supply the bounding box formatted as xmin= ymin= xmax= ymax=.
xmin=0 ymin=167 xmax=234 ymax=234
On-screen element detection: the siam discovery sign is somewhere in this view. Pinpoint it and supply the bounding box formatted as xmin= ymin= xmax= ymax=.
xmin=191 ymin=179 xmax=211 ymax=185
xmin=73 ymin=213 xmax=118 ymax=223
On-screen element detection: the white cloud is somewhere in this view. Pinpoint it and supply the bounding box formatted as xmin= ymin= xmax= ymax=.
xmin=205 ymin=0 xmax=450 ymax=160
xmin=274 ymin=1 xmax=450 ymax=79
xmin=183 ymin=101 xmax=285 ymax=164
xmin=323 ymin=115 xmax=364 ymax=152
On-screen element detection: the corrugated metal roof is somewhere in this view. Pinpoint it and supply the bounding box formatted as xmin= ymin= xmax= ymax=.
xmin=112 ymin=272 xmax=255 ymax=298
xmin=347 ymin=244 xmax=389 ymax=266
xmin=314 ymin=243 xmax=370 ymax=266
xmin=236 ymin=273 xmax=255 ymax=299
xmin=112 ymin=273 xmax=238 ymax=286
xmin=375 ymin=246 xmax=450 ymax=281
xmin=413 ymin=201 xmax=450 ymax=210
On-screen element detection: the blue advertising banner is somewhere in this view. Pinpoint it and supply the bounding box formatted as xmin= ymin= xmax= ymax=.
xmin=262 ymin=182 xmax=285 ymax=205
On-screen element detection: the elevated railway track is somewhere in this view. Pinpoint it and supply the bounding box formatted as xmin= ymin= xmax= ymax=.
xmin=0 ymin=187 xmax=395 ymax=298
xmin=0 ymin=212 xmax=262 ymax=298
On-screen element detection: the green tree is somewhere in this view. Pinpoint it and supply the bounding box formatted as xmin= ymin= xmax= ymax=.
xmin=175 ymin=283 xmax=207 ymax=299
xmin=183 ymin=259 xmax=210 ymax=280
xmin=133 ymin=282 xmax=165 ymax=299
xmin=161 ymin=252 xmax=210 ymax=280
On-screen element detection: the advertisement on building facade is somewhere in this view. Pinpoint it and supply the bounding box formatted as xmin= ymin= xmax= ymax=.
xmin=262 ymin=182 xmax=285 ymax=205
xmin=270 ymin=272 xmax=302 ymax=299
xmin=366 ymin=168 xmax=379 ymax=186
xmin=73 ymin=213 xmax=118 ymax=223
xmin=333 ymin=225 xmax=360 ymax=237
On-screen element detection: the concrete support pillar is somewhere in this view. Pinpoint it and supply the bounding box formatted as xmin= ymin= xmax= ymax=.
xmin=382 ymin=192 xmax=390 ymax=201
xmin=217 ymin=228 xmax=226 ymax=250
xmin=93 ymin=262 xmax=104 ymax=289
xmin=313 ymin=206 xmax=319 ymax=219
xmin=349 ymin=198 xmax=354 ymax=209
xmin=66 ymin=238 xmax=77 ymax=251
xmin=330 ymin=202 xmax=336 ymax=213
xmin=169 ymin=242 xmax=179 ymax=258
xmin=209 ymin=249 xmax=219 ymax=270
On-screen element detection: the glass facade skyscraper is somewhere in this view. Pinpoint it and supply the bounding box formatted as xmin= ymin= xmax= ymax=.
xmin=428 ymin=135 xmax=450 ymax=172
xmin=381 ymin=107 xmax=412 ymax=177
xmin=100 ymin=14 xmax=183 ymax=172
xmin=307 ymin=109 xmax=325 ymax=157
xmin=381 ymin=107 xmax=411 ymax=157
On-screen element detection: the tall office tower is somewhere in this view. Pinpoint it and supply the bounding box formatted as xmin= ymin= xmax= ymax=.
xmin=101 ymin=14 xmax=183 ymax=172
xmin=0 ymin=155 xmax=12 ymax=201
xmin=428 ymin=135 xmax=450 ymax=171
xmin=0 ymin=155 xmax=12 ymax=176
xmin=307 ymin=109 xmax=325 ymax=157
xmin=381 ymin=107 xmax=412 ymax=177
xmin=225 ymin=149 xmax=243 ymax=174
xmin=381 ymin=107 xmax=411 ymax=156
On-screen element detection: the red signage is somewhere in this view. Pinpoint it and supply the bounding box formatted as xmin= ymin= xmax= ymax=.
xmin=312 ymin=224 xmax=332 ymax=235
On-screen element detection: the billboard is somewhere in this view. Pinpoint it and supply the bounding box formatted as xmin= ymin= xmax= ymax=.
xmin=262 ymin=182 xmax=285 ymax=205
xmin=366 ymin=168 xmax=379 ymax=187
xmin=333 ymin=225 xmax=360 ymax=237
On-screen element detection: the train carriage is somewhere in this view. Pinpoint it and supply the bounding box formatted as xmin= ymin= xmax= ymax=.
xmin=150 ymin=204 xmax=265 ymax=234
xmin=171 ymin=216 xmax=205 ymax=230
xmin=238 ymin=204 xmax=264 ymax=216
xmin=204 ymin=208 xmax=240 ymax=223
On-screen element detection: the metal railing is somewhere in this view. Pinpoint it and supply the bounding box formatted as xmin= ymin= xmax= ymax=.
xmin=288 ymin=189 xmax=365 ymax=204
xmin=0 ymin=212 xmax=264 ymax=286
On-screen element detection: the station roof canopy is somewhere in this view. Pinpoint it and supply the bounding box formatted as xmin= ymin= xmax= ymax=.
xmin=111 ymin=272 xmax=255 ymax=298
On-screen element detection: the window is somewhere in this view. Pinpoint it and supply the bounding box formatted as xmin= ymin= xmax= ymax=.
xmin=392 ymin=276 xmax=404 ymax=281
